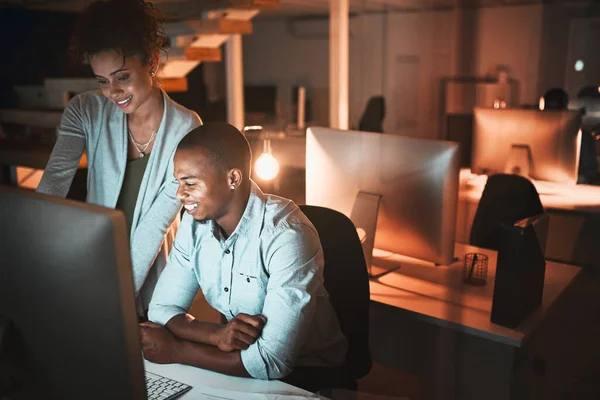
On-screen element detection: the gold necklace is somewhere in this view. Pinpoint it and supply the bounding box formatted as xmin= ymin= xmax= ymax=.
xmin=128 ymin=128 xmax=157 ymax=158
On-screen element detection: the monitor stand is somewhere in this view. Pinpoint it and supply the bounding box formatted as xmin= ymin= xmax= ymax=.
xmin=350 ymin=191 xmax=381 ymax=277
xmin=504 ymin=144 xmax=532 ymax=178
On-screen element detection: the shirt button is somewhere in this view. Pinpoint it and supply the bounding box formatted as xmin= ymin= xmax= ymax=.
xmin=224 ymin=249 xmax=231 ymax=254
xmin=224 ymin=287 xmax=229 ymax=292
xmin=246 ymin=277 xmax=251 ymax=283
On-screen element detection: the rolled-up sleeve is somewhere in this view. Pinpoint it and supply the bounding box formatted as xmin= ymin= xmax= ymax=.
xmin=240 ymin=221 xmax=324 ymax=380
xmin=148 ymin=215 xmax=200 ymax=325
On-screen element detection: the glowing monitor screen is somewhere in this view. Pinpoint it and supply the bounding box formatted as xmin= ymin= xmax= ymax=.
xmin=472 ymin=108 xmax=582 ymax=184
xmin=306 ymin=127 xmax=460 ymax=266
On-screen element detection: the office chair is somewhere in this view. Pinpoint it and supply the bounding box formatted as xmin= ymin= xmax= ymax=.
xmin=291 ymin=205 xmax=372 ymax=392
xmin=469 ymin=173 xmax=543 ymax=251
xmin=358 ymin=96 xmax=385 ymax=133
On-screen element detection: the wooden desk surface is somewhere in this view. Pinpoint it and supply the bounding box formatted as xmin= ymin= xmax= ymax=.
xmin=458 ymin=168 xmax=600 ymax=213
xmin=369 ymin=243 xmax=581 ymax=348
xmin=0 ymin=139 xmax=87 ymax=169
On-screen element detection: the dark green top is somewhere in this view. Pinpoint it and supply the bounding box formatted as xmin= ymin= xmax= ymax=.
xmin=116 ymin=155 xmax=151 ymax=236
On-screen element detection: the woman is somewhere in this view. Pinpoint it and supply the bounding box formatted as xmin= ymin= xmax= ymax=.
xmin=36 ymin=0 xmax=202 ymax=315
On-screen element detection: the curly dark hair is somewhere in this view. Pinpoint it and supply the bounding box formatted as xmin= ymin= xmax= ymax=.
xmin=70 ymin=0 xmax=168 ymax=65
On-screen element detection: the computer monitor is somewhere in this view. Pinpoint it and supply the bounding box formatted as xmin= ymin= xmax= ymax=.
xmin=305 ymin=127 xmax=460 ymax=266
xmin=244 ymin=85 xmax=277 ymax=121
xmin=569 ymin=96 xmax=600 ymax=130
xmin=471 ymin=108 xmax=582 ymax=184
xmin=0 ymin=187 xmax=146 ymax=399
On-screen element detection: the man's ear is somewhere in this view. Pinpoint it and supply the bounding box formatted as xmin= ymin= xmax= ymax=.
xmin=228 ymin=169 xmax=243 ymax=189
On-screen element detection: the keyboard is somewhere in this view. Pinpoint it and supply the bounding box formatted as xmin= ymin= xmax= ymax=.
xmin=145 ymin=371 xmax=192 ymax=400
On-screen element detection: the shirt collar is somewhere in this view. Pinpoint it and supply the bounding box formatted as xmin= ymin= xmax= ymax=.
xmin=209 ymin=179 xmax=266 ymax=242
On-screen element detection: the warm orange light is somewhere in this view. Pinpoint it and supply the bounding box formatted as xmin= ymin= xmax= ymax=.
xmin=254 ymin=138 xmax=279 ymax=181
xmin=255 ymin=152 xmax=279 ymax=181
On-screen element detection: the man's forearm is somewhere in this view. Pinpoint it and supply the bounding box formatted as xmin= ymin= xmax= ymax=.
xmin=166 ymin=314 xmax=221 ymax=346
xmin=173 ymin=338 xmax=251 ymax=378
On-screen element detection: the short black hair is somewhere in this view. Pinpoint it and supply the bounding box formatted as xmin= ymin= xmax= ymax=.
xmin=177 ymin=122 xmax=252 ymax=177
xmin=70 ymin=0 xmax=167 ymax=65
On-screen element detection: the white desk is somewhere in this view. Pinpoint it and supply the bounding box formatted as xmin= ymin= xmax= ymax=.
xmin=369 ymin=244 xmax=580 ymax=348
xmin=456 ymin=169 xmax=600 ymax=267
xmin=368 ymin=243 xmax=600 ymax=400
xmin=144 ymin=360 xmax=318 ymax=399
xmin=458 ymin=169 xmax=600 ymax=213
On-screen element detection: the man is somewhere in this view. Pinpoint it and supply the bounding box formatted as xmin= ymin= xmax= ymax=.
xmin=140 ymin=122 xmax=347 ymax=391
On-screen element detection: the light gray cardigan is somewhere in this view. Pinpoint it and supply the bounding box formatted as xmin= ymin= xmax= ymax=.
xmin=37 ymin=89 xmax=201 ymax=307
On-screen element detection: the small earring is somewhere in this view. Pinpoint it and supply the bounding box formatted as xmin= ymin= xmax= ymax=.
xmin=150 ymin=71 xmax=155 ymax=77
xmin=230 ymin=185 xmax=236 ymax=190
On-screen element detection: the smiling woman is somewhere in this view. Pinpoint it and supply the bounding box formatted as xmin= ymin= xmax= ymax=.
xmin=35 ymin=0 xmax=202 ymax=317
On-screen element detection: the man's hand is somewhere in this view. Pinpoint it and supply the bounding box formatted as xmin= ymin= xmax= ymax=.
xmin=140 ymin=321 xmax=180 ymax=364
xmin=214 ymin=313 xmax=267 ymax=352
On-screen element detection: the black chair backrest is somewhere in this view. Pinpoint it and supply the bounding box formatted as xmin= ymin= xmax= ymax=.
xmin=470 ymin=173 xmax=543 ymax=251
xmin=299 ymin=205 xmax=372 ymax=380
xmin=358 ymin=96 xmax=385 ymax=133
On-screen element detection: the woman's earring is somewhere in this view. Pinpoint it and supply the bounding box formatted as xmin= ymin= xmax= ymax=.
xmin=150 ymin=71 xmax=156 ymax=77
xmin=230 ymin=185 xmax=236 ymax=190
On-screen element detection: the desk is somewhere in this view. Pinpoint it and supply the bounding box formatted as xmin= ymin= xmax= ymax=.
xmin=456 ymin=169 xmax=600 ymax=267
xmin=144 ymin=360 xmax=317 ymax=399
xmin=368 ymin=243 xmax=600 ymax=400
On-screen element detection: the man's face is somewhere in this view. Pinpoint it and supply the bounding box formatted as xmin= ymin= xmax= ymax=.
xmin=174 ymin=148 xmax=234 ymax=223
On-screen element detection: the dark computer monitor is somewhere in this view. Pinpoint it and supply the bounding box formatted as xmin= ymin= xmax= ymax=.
xmin=244 ymin=85 xmax=277 ymax=122
xmin=0 ymin=187 xmax=146 ymax=400
xmin=471 ymin=108 xmax=582 ymax=184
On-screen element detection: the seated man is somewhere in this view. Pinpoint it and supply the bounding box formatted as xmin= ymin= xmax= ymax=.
xmin=140 ymin=122 xmax=347 ymax=391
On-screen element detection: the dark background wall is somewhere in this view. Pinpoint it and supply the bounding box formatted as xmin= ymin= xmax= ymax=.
xmin=0 ymin=7 xmax=211 ymax=119
xmin=0 ymin=8 xmax=90 ymax=107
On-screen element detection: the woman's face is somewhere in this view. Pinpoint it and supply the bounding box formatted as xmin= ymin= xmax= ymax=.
xmin=90 ymin=50 xmax=156 ymax=114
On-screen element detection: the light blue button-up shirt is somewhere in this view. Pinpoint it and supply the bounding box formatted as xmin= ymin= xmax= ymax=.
xmin=148 ymin=181 xmax=347 ymax=380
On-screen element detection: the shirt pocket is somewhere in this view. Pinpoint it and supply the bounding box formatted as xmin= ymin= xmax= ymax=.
xmin=231 ymin=271 xmax=266 ymax=315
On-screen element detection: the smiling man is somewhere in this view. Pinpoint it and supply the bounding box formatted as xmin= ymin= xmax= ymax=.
xmin=141 ymin=122 xmax=347 ymax=392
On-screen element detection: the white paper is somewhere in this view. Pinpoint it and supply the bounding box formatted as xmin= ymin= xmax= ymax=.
xmin=196 ymin=385 xmax=318 ymax=400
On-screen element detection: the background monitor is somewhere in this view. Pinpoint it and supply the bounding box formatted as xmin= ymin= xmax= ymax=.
xmin=305 ymin=127 xmax=460 ymax=266
xmin=471 ymin=108 xmax=582 ymax=184
xmin=244 ymin=85 xmax=277 ymax=123
xmin=0 ymin=187 xmax=146 ymax=400
xmin=569 ymin=96 xmax=600 ymax=130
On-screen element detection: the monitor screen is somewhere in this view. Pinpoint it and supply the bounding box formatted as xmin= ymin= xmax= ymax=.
xmin=471 ymin=108 xmax=582 ymax=184
xmin=0 ymin=187 xmax=146 ymax=400
xmin=306 ymin=127 xmax=460 ymax=266
xmin=244 ymin=85 xmax=277 ymax=118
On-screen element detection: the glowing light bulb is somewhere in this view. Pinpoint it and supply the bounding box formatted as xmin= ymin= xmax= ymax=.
xmin=539 ymin=96 xmax=545 ymax=111
xmin=574 ymin=60 xmax=584 ymax=72
xmin=255 ymin=152 xmax=280 ymax=181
